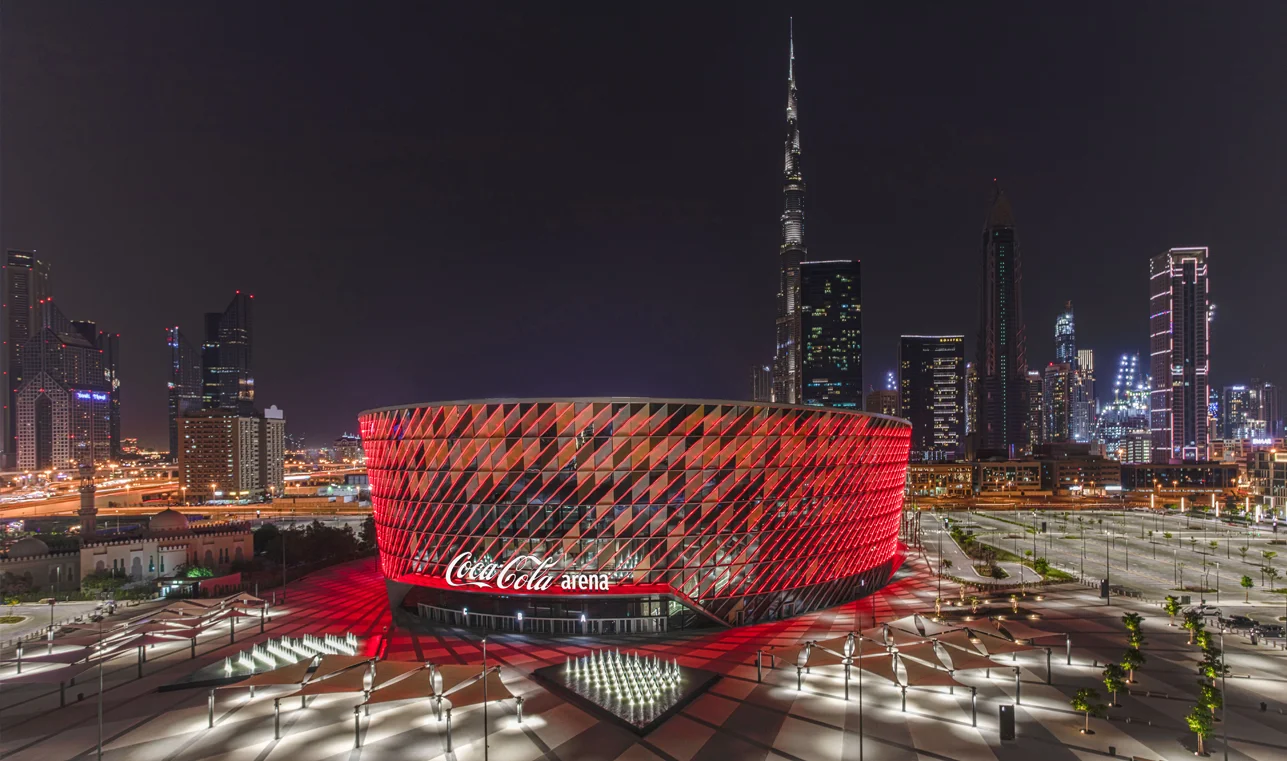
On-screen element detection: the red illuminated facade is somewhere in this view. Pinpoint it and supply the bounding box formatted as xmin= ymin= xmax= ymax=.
xmin=359 ymin=399 xmax=911 ymax=630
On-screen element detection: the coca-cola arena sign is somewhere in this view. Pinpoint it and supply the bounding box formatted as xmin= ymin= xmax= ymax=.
xmin=442 ymin=552 xmax=614 ymax=592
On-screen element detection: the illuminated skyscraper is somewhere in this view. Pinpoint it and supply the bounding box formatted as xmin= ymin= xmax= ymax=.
xmin=800 ymin=260 xmax=862 ymax=409
xmin=1025 ymin=369 xmax=1044 ymax=450
xmin=1149 ymin=247 xmax=1210 ymax=462
xmin=1096 ymin=353 xmax=1149 ymax=458
xmin=201 ymin=292 xmax=255 ymax=413
xmin=772 ymin=22 xmax=806 ymax=404
xmin=1055 ymin=301 xmax=1076 ymax=365
xmin=0 ymin=250 xmax=53 ymax=466
xmin=168 ymin=326 xmax=202 ymax=456
xmin=1251 ymin=379 xmax=1281 ymax=438
xmin=1043 ymin=362 xmax=1073 ymax=442
xmin=750 ymin=364 xmax=773 ymax=403
xmin=1071 ymin=348 xmax=1095 ymax=442
xmin=975 ymin=185 xmax=1029 ymax=457
xmin=899 ymin=335 xmax=965 ymax=461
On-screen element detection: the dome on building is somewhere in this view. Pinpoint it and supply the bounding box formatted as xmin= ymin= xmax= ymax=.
xmin=8 ymin=537 xmax=50 ymax=558
xmin=149 ymin=508 xmax=190 ymax=532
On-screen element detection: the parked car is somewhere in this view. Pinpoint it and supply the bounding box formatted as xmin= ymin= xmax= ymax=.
xmin=1186 ymin=605 xmax=1221 ymax=617
xmin=1227 ymin=615 xmax=1258 ymax=630
xmin=1253 ymin=624 xmax=1284 ymax=638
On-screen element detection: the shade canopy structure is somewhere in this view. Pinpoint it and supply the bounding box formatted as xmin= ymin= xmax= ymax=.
xmin=885 ymin=627 xmax=927 ymax=648
xmin=936 ymin=644 xmax=999 ymax=671
xmin=812 ymin=636 xmax=851 ymax=655
xmin=772 ymin=646 xmax=808 ymax=669
xmin=971 ymin=633 xmax=1032 ymax=656
xmin=857 ymin=626 xmax=888 ymax=645
xmin=372 ymin=660 xmax=427 ymax=690
xmin=222 ymin=593 xmax=265 ymax=605
xmin=898 ymin=656 xmax=962 ymax=688
xmin=364 ymin=668 xmax=433 ymax=706
xmin=221 ymin=659 xmax=313 ymax=689
xmin=889 ymin=639 xmax=937 ymax=655
xmin=915 ymin=615 xmax=961 ymax=636
xmin=445 ymin=671 xmax=512 ymax=709
xmin=436 ymin=664 xmax=484 ymax=694
xmin=992 ymin=618 xmax=1061 ymax=642
xmin=308 ymin=655 xmax=370 ymax=683
xmin=885 ymin=615 xmax=920 ymax=634
xmin=806 ymin=648 xmax=848 ymax=668
xmin=934 ymin=630 xmax=984 ymax=653
xmin=852 ymin=653 xmax=900 ymax=684
xmin=283 ymin=664 xmax=369 ymax=698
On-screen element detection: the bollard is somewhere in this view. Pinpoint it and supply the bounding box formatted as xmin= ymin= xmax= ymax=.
xmin=1046 ymin=648 xmax=1052 ymax=685
xmin=1014 ymin=668 xmax=1021 ymax=705
xmin=191 ymin=636 xmax=196 ymax=660
xmin=844 ymin=662 xmax=850 ymax=701
xmin=353 ymin=706 xmax=361 ymax=748
xmin=60 ymin=681 xmax=65 ymax=708
xmin=756 ymin=650 xmax=762 ymax=683
xmin=16 ymin=644 xmax=21 ymax=674
xmin=971 ymin=686 xmax=977 ymax=727
xmin=274 ymin=699 xmax=281 ymax=740
xmin=796 ymin=666 xmax=802 ymax=691
xmin=261 ymin=605 xmax=266 ymax=634
xmin=208 ymin=690 xmax=215 ymax=728
xmin=900 ymin=686 xmax=906 ymax=712
xmin=1066 ymin=634 xmax=1071 ymax=666
xmin=137 ymin=646 xmax=144 ymax=679
xmin=445 ymin=707 xmax=453 ymax=752
xmin=517 ymin=696 xmax=524 ymax=723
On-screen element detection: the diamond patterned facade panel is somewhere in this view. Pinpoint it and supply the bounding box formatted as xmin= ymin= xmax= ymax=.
xmin=359 ymin=399 xmax=911 ymax=625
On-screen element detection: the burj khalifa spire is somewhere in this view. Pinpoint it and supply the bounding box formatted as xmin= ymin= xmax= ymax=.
xmin=772 ymin=19 xmax=806 ymax=404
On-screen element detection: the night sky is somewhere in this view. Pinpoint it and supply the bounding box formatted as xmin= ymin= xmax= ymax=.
xmin=3 ymin=3 xmax=1285 ymax=449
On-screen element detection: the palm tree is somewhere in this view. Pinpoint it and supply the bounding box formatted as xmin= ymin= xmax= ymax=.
xmin=1238 ymin=546 xmax=1248 ymax=563
xmin=1071 ymin=688 xmax=1104 ymax=734
xmin=1241 ymin=575 xmax=1254 ymax=602
xmin=1164 ymin=531 xmax=1173 ymax=545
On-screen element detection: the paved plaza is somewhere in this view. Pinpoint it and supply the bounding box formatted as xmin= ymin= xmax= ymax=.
xmin=1 ymin=551 xmax=1286 ymax=761
xmin=927 ymin=508 xmax=1287 ymax=624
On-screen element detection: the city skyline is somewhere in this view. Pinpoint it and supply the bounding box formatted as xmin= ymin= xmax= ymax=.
xmin=3 ymin=6 xmax=1285 ymax=447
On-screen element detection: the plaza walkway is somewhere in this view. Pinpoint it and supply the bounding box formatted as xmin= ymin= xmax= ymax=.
xmin=1 ymin=554 xmax=1285 ymax=761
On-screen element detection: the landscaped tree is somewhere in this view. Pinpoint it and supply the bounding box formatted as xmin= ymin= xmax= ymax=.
xmin=1265 ymin=550 xmax=1279 ymax=569
xmin=1163 ymin=595 xmax=1182 ymax=626
xmin=1267 ymin=567 xmax=1281 ymax=591
xmin=943 ymin=559 xmax=954 ymax=574
xmin=1198 ymin=682 xmax=1223 ymax=719
xmin=1071 ymin=688 xmax=1105 ymax=734
xmin=1033 ymin=557 xmax=1050 ymax=576
xmin=1198 ymin=648 xmax=1227 ymax=686
xmin=1164 ymin=531 xmax=1174 ymax=545
xmin=1239 ymin=546 xmax=1248 ymax=563
xmin=1182 ymin=610 xmax=1204 ymax=645
xmin=1241 ymin=575 xmax=1254 ymax=602
xmin=1209 ymin=541 xmax=1218 ymax=554
xmin=1189 ymin=536 xmax=1199 ymax=551
xmin=1121 ymin=646 xmax=1146 ymax=684
xmin=1186 ymin=703 xmax=1214 ymax=756
xmin=1102 ymin=663 xmax=1127 ymax=706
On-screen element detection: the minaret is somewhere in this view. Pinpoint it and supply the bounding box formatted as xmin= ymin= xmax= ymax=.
xmin=772 ymin=19 xmax=806 ymax=404
xmin=78 ymin=463 xmax=97 ymax=538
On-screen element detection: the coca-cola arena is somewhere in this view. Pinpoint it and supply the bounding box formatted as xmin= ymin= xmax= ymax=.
xmin=358 ymin=398 xmax=912 ymax=634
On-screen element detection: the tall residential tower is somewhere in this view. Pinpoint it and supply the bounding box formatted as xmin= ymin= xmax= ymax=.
xmin=799 ymin=260 xmax=862 ymax=408
xmin=975 ymin=186 xmax=1029 ymax=457
xmin=1149 ymin=247 xmax=1210 ymax=462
